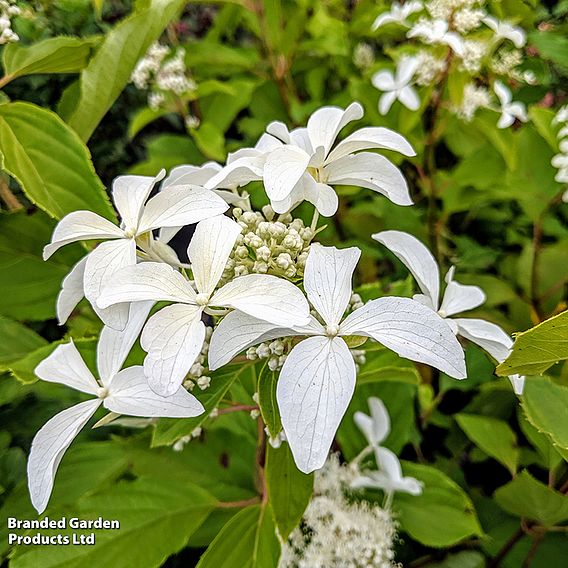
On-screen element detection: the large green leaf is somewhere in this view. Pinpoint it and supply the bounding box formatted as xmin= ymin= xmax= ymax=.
xmin=0 ymin=212 xmax=83 ymax=321
xmin=1 ymin=36 xmax=100 ymax=82
xmin=518 ymin=408 xmax=563 ymax=471
xmin=494 ymin=470 xmax=568 ymax=526
xmin=11 ymin=479 xmax=216 ymax=568
xmin=196 ymin=505 xmax=280 ymax=568
xmin=394 ymin=462 xmax=483 ymax=547
xmin=521 ymin=376 xmax=568 ymax=451
xmin=266 ymin=444 xmax=313 ymax=540
xmin=456 ymin=414 xmax=519 ymax=475
xmin=0 ymin=317 xmax=47 ymax=367
xmin=66 ymin=0 xmax=185 ymax=141
xmin=151 ymin=363 xmax=255 ymax=447
xmin=0 ymin=103 xmax=114 ymax=220
xmin=496 ymin=311 xmax=568 ymax=376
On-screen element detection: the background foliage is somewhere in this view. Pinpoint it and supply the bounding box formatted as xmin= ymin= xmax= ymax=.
xmin=0 ymin=0 xmax=567 ymax=567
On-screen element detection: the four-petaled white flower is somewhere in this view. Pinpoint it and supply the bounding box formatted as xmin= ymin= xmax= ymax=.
xmin=44 ymin=171 xmax=228 ymax=328
xmin=483 ymin=16 xmax=526 ymax=48
xmin=494 ymin=80 xmax=528 ymax=129
xmin=407 ymin=19 xmax=465 ymax=53
xmin=351 ymin=397 xmax=423 ymax=496
xmin=372 ymin=1 xmax=423 ymax=30
xmin=372 ymin=56 xmax=421 ymax=115
xmin=205 ymin=102 xmax=416 ymax=217
xmin=208 ymin=243 xmax=466 ymax=473
xmin=373 ymin=230 xmax=525 ymax=394
xmin=28 ymin=302 xmax=203 ymax=514
xmin=97 ymin=215 xmax=310 ymax=396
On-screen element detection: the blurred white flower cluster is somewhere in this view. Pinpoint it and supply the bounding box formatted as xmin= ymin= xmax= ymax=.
xmin=552 ymin=105 xmax=568 ymax=202
xmin=0 ymin=0 xmax=20 ymax=44
xmin=280 ymin=455 xmax=399 ymax=568
xmin=130 ymin=42 xmax=197 ymax=114
xmin=370 ymin=0 xmax=530 ymax=127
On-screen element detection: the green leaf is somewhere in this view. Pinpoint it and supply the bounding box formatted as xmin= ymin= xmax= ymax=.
xmin=151 ymin=363 xmax=255 ymax=447
xmin=257 ymin=364 xmax=281 ymax=438
xmin=393 ymin=462 xmax=483 ymax=547
xmin=428 ymin=551 xmax=486 ymax=568
xmin=0 ymin=102 xmax=114 ymax=220
xmin=496 ymin=310 xmax=568 ymax=376
xmin=66 ymin=0 xmax=185 ymax=141
xmin=518 ymin=408 xmax=563 ymax=471
xmin=266 ymin=443 xmax=313 ymax=540
xmin=192 ymin=122 xmax=226 ymax=161
xmin=0 ymin=317 xmax=47 ymax=367
xmin=456 ymin=414 xmax=519 ymax=475
xmin=521 ymin=376 xmax=568 ymax=451
xmin=11 ymin=479 xmax=217 ymax=568
xmin=356 ymin=345 xmax=420 ymax=385
xmin=529 ymin=106 xmax=560 ymax=151
xmin=2 ymin=36 xmax=100 ymax=82
xmin=128 ymin=107 xmax=174 ymax=140
xmin=0 ymin=211 xmax=83 ymax=321
xmin=494 ymin=470 xmax=568 ymax=526
xmin=529 ymin=30 xmax=568 ymax=71
xmin=196 ymin=505 xmax=280 ymax=568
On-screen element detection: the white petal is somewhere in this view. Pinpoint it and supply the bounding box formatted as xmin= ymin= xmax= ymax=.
xmin=105 ymin=366 xmax=204 ymax=417
xmin=497 ymin=111 xmax=515 ymax=129
xmin=453 ymin=317 xmax=511 ymax=362
xmin=188 ymin=215 xmax=242 ymax=296
xmin=208 ymin=311 xmax=322 ymax=371
xmin=35 ymin=340 xmax=99 ymax=395
xmin=97 ymin=301 xmax=154 ymax=386
xmin=43 ymin=211 xmax=123 ymax=260
xmin=84 ymin=238 xmax=136 ymax=329
xmin=482 ymin=15 xmax=498 ymax=32
xmin=302 ymin=176 xmax=339 ymax=217
xmin=508 ymin=28 xmax=526 ymax=48
xmin=27 ymin=399 xmax=102 ymax=513
xmin=326 ymin=127 xmax=415 ymax=163
xmin=376 ymin=447 xmax=423 ymax=495
xmin=372 ymin=13 xmax=396 ymax=30
xmin=439 ymin=267 xmax=485 ymax=317
xmin=111 ymin=171 xmax=163 ymax=231
xmin=372 ymin=230 xmax=440 ymax=310
xmin=211 ymin=274 xmax=310 ymax=327
xmin=398 ymin=85 xmax=421 ymax=111
xmin=141 ymin=304 xmax=205 ymax=396
xmin=341 ymin=297 xmax=466 ymax=379
xmin=97 ymin=262 xmax=196 ymax=309
xmin=509 ymin=375 xmax=525 ymax=395
xmin=162 ymin=163 xmax=222 ymax=188
xmin=379 ymin=91 xmax=397 ymax=115
xmin=372 ymin=70 xmax=396 ymax=92
xmin=307 ymin=102 xmax=364 ymax=156
xmin=138 ymin=185 xmax=228 ymax=233
xmin=289 ymin=127 xmax=314 ymax=154
xmin=507 ymin=102 xmax=528 ymax=122
xmin=353 ymin=397 xmax=390 ymax=447
xmin=304 ymin=243 xmax=360 ymax=327
xmin=325 ymin=152 xmax=413 ymax=206
xmin=396 ymin=56 xmax=419 ymax=85
xmin=56 ymin=256 xmax=87 ymax=325
xmin=494 ymin=80 xmax=511 ymax=106
xmin=277 ymin=336 xmax=356 ymax=473
xmin=263 ymin=145 xmax=312 ymax=202
xmin=204 ymin=156 xmax=264 ymax=190
xmin=266 ymin=121 xmax=291 ymax=143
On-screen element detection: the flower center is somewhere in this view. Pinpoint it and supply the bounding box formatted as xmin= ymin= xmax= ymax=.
xmin=438 ymin=309 xmax=447 ymax=318
xmin=195 ymin=293 xmax=210 ymax=306
xmin=123 ymin=227 xmax=137 ymax=239
xmin=325 ymin=324 xmax=340 ymax=338
xmin=97 ymin=387 xmax=109 ymax=399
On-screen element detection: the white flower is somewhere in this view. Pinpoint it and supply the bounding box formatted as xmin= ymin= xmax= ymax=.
xmin=494 ymin=80 xmax=528 ymax=129
xmin=372 ymin=1 xmax=423 ymax=30
xmin=352 ymin=397 xmax=423 ymax=496
xmin=97 ymin=215 xmax=310 ymax=396
xmin=208 ymin=244 xmax=466 ymax=473
xmin=407 ymin=18 xmax=465 ymax=54
xmin=205 ymin=102 xmax=416 ymax=217
xmin=483 ymin=16 xmax=526 ymax=48
xmin=28 ymin=302 xmax=203 ymax=514
xmin=373 ymin=230 xmax=525 ymax=394
xmin=372 ymin=57 xmax=421 ymax=115
xmin=44 ymin=171 xmax=227 ymax=328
